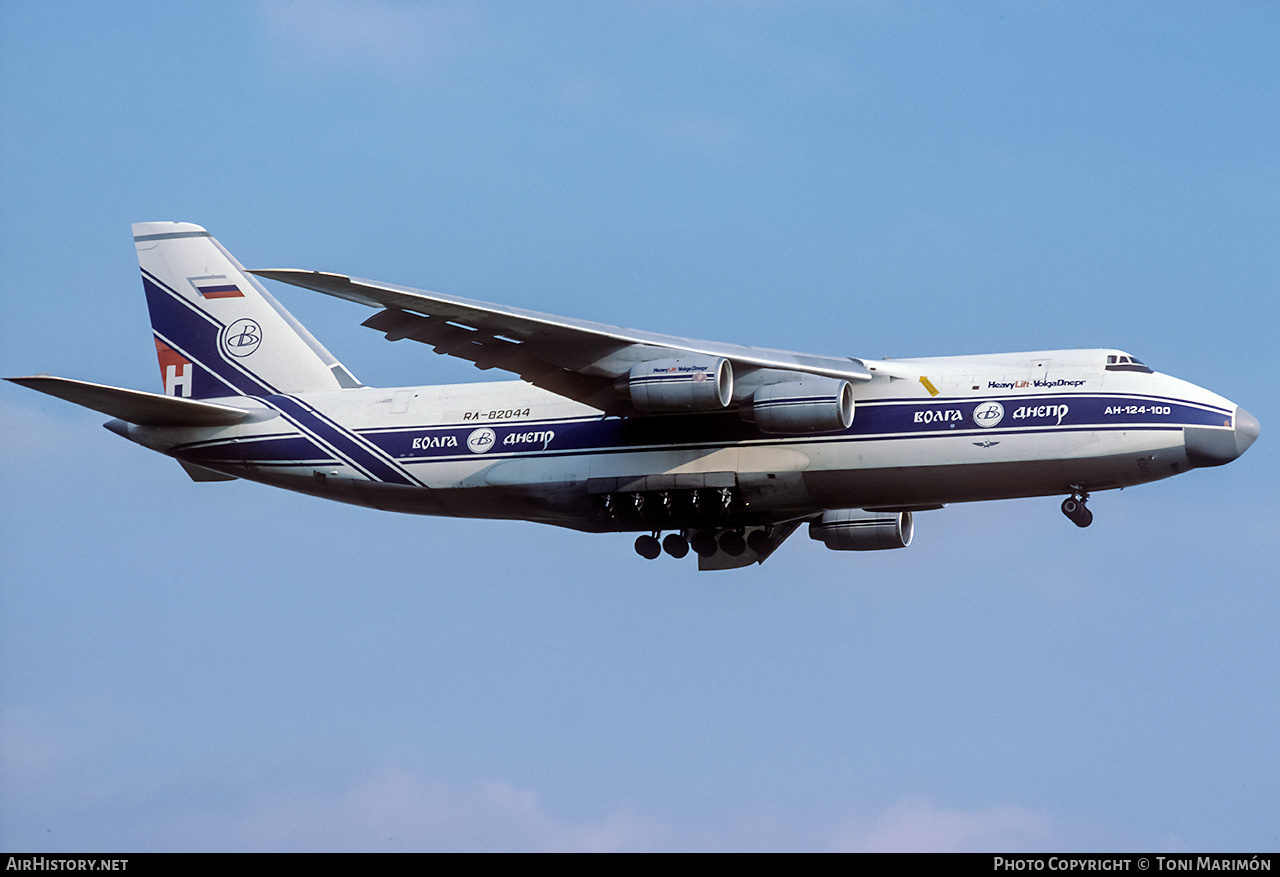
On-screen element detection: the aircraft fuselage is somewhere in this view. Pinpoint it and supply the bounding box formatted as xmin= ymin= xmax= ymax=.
xmin=111 ymin=347 xmax=1256 ymax=533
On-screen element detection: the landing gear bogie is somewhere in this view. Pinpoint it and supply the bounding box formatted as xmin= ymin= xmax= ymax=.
xmin=633 ymin=527 xmax=766 ymax=563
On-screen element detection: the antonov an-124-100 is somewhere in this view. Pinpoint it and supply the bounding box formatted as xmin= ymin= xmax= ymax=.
xmin=8 ymin=223 xmax=1260 ymax=570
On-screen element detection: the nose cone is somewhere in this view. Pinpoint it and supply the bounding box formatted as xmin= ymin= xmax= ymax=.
xmin=1184 ymin=406 xmax=1260 ymax=468
xmin=1235 ymin=406 xmax=1260 ymax=453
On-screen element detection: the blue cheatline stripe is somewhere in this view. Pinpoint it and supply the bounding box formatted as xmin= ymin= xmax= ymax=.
xmin=153 ymin=329 xmax=243 ymax=399
xmin=279 ymin=394 xmax=426 ymax=486
xmin=340 ymin=391 xmax=1219 ymax=465
xmin=287 ymin=394 xmax=427 ymax=485
xmin=141 ymin=269 xmax=281 ymax=397
xmin=167 ymin=392 xmax=1224 ymax=474
xmin=263 ymin=395 xmax=424 ymax=487
xmin=372 ymin=423 xmax=1189 ymax=466
xmin=142 ymin=268 xmax=423 ymax=486
xmin=861 ymin=392 xmax=1232 ymax=416
xmin=181 ymin=419 xmax=1191 ymax=473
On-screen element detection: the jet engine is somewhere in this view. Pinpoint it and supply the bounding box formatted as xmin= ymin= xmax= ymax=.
xmin=627 ymin=357 xmax=733 ymax=412
xmin=746 ymin=377 xmax=853 ymax=434
xmin=809 ymin=510 xmax=913 ymax=551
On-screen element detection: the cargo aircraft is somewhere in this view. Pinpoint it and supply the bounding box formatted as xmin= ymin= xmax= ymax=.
xmin=8 ymin=223 xmax=1260 ymax=569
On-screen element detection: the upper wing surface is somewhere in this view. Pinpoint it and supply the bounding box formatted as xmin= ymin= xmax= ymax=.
xmin=252 ymin=269 xmax=870 ymax=411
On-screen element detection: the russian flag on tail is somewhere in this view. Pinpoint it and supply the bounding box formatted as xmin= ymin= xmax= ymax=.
xmin=191 ymin=275 xmax=244 ymax=299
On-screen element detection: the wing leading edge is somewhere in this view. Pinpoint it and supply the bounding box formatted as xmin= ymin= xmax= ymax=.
xmin=252 ymin=269 xmax=871 ymax=413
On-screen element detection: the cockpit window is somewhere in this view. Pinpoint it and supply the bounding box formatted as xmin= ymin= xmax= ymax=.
xmin=1106 ymin=353 xmax=1153 ymax=373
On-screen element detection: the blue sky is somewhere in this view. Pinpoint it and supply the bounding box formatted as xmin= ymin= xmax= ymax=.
xmin=2 ymin=1 xmax=1277 ymax=851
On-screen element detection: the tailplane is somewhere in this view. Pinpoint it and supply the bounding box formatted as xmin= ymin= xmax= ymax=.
xmin=5 ymin=375 xmax=267 ymax=426
xmin=134 ymin=222 xmax=360 ymax=399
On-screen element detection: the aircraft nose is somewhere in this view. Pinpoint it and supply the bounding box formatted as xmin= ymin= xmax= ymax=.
xmin=1183 ymin=405 xmax=1260 ymax=468
xmin=1235 ymin=406 xmax=1260 ymax=454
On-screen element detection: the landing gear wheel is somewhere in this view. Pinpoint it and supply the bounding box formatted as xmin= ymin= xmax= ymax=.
xmin=718 ymin=530 xmax=746 ymax=557
xmin=1061 ymin=494 xmax=1093 ymax=528
xmin=662 ymin=533 xmax=689 ymax=559
xmin=690 ymin=531 xmax=718 ymax=558
xmin=635 ymin=534 xmax=661 ymax=559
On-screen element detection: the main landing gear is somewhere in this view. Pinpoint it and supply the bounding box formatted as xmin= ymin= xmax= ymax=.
xmin=634 ymin=529 xmax=767 ymax=560
xmin=634 ymin=532 xmax=696 ymax=560
xmin=635 ymin=531 xmax=700 ymax=559
xmin=634 ymin=533 xmax=662 ymax=559
xmin=1061 ymin=489 xmax=1093 ymax=528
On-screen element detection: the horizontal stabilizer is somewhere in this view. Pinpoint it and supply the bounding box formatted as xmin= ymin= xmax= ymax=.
xmin=6 ymin=376 xmax=270 ymax=427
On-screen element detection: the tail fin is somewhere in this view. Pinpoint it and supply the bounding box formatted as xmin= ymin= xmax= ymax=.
xmin=134 ymin=222 xmax=361 ymax=399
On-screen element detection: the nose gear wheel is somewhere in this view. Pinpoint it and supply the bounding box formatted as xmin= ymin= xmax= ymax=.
xmin=1061 ymin=488 xmax=1092 ymax=528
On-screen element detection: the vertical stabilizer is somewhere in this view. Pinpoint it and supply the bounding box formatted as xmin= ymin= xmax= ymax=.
xmin=133 ymin=222 xmax=360 ymax=399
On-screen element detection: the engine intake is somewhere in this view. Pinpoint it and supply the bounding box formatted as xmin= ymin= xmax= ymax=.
xmin=628 ymin=357 xmax=733 ymax=412
xmin=747 ymin=378 xmax=853 ymax=434
xmin=809 ymin=510 xmax=913 ymax=551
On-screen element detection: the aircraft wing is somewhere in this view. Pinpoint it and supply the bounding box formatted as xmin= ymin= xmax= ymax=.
xmin=252 ymin=269 xmax=871 ymax=412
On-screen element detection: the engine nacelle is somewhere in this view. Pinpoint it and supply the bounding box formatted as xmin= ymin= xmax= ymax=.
xmin=809 ymin=510 xmax=914 ymax=551
xmin=747 ymin=378 xmax=853 ymax=434
xmin=628 ymin=357 xmax=733 ymax=412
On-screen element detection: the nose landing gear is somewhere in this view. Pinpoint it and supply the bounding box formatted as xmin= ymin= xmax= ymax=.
xmin=1061 ymin=489 xmax=1093 ymax=528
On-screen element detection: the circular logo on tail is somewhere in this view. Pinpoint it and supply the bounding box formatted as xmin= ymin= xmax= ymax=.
xmin=222 ymin=319 xmax=262 ymax=357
